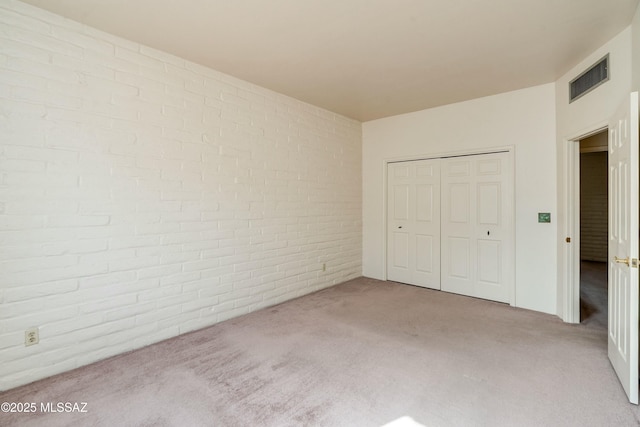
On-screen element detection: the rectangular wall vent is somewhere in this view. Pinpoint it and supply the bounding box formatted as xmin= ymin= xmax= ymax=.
xmin=569 ymin=54 xmax=609 ymax=103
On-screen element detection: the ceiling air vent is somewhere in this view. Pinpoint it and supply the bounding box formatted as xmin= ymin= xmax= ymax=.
xmin=569 ymin=54 xmax=609 ymax=103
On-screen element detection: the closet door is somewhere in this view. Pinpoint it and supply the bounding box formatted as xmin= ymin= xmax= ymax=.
xmin=441 ymin=152 xmax=513 ymax=303
xmin=387 ymin=160 xmax=441 ymax=289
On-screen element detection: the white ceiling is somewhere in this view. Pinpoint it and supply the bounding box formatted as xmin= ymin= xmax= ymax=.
xmin=21 ymin=0 xmax=640 ymax=121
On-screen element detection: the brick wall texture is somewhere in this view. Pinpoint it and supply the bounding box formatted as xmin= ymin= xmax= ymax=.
xmin=0 ymin=0 xmax=362 ymax=390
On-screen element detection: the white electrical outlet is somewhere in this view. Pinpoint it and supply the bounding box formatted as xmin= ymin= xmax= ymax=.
xmin=25 ymin=327 xmax=39 ymax=346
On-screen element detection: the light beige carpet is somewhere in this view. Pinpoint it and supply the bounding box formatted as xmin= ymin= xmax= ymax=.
xmin=1 ymin=277 xmax=639 ymax=426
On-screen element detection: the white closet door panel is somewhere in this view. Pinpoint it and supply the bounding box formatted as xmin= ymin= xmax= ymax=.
xmin=416 ymin=184 xmax=434 ymax=222
xmin=448 ymin=160 xmax=471 ymax=176
xmin=441 ymin=152 xmax=513 ymax=303
xmin=477 ymin=157 xmax=501 ymax=175
xmin=478 ymin=183 xmax=500 ymax=225
xmin=415 ymin=235 xmax=434 ymax=273
xmin=474 ymin=152 xmax=511 ymax=302
xmin=393 ymin=184 xmax=410 ymax=220
xmin=388 ymin=176 xmax=412 ymax=284
xmin=449 ymin=183 xmax=470 ymax=223
xmin=441 ymin=158 xmax=475 ymax=296
xmin=392 ymin=232 xmax=410 ymax=269
xmin=477 ymin=240 xmax=500 ymax=284
xmin=449 ymin=237 xmax=471 ymax=278
xmin=387 ymin=159 xmax=441 ymax=289
xmin=476 ymin=239 xmax=505 ymax=301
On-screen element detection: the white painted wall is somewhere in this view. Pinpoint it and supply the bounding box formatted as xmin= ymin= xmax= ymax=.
xmin=555 ymin=29 xmax=632 ymax=140
xmin=363 ymin=84 xmax=557 ymax=314
xmin=633 ymin=4 xmax=640 ymax=92
xmin=0 ymin=0 xmax=362 ymax=390
xmin=555 ymin=27 xmax=633 ymax=320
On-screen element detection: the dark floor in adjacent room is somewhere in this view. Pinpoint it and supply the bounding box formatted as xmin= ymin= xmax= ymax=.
xmin=580 ymin=261 xmax=608 ymax=329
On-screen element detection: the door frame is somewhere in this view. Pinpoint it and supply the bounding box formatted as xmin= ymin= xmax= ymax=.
xmin=382 ymin=145 xmax=516 ymax=306
xmin=562 ymin=123 xmax=608 ymax=323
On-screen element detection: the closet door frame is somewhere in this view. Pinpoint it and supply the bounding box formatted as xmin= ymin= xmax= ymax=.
xmin=382 ymin=146 xmax=516 ymax=306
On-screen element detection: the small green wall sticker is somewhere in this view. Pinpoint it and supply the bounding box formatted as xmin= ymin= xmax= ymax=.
xmin=538 ymin=212 xmax=551 ymax=223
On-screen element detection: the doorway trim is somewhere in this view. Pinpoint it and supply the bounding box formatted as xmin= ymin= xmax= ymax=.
xmin=562 ymin=123 xmax=608 ymax=323
xmin=382 ymin=145 xmax=516 ymax=306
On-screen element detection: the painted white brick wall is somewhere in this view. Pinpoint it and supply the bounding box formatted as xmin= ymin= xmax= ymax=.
xmin=0 ymin=0 xmax=362 ymax=390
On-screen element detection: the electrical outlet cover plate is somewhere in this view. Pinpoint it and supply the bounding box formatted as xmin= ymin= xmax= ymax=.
xmin=25 ymin=327 xmax=39 ymax=346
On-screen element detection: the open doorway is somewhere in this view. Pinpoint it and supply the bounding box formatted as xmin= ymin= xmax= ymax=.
xmin=579 ymin=130 xmax=608 ymax=329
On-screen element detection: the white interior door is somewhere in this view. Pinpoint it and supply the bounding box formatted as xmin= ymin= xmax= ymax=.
xmin=387 ymin=160 xmax=441 ymax=289
xmin=441 ymin=152 xmax=513 ymax=303
xmin=608 ymin=91 xmax=639 ymax=405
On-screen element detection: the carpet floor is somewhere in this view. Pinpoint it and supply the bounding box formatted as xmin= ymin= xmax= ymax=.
xmin=1 ymin=277 xmax=639 ymax=427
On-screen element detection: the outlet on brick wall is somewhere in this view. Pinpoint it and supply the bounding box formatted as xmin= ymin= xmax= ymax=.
xmin=0 ymin=0 xmax=362 ymax=391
